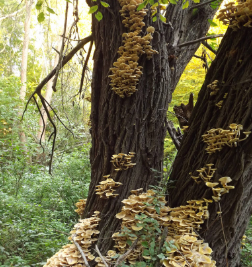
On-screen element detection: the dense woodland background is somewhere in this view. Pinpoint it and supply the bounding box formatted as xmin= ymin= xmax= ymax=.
xmin=0 ymin=0 xmax=251 ymax=266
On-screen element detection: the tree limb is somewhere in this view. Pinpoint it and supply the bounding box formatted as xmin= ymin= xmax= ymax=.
xmin=202 ymin=40 xmax=217 ymax=54
xmin=0 ymin=7 xmax=25 ymax=21
xmin=176 ymin=34 xmax=223 ymax=48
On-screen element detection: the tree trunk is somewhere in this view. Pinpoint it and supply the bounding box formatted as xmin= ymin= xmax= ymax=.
xmin=169 ymin=26 xmax=252 ymax=267
xmin=84 ymin=0 xmax=220 ymax=254
xmin=19 ymin=0 xmax=33 ymax=144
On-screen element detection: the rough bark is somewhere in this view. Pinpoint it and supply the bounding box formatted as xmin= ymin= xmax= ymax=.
xmin=169 ymin=26 xmax=252 ymax=267
xmin=84 ymin=0 xmax=220 ymax=254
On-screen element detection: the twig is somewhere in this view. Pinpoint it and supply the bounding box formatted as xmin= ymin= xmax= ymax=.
xmin=176 ymin=34 xmax=223 ymax=48
xmin=168 ymin=111 xmax=188 ymax=122
xmin=72 ymin=234 xmax=91 ymax=267
xmin=155 ymin=227 xmax=168 ymax=267
xmin=202 ymin=40 xmax=217 ymax=54
xmin=95 ymin=245 xmax=109 ymax=267
xmin=218 ymin=203 xmax=229 ymax=267
xmin=166 ymin=119 xmax=181 ymax=150
xmin=176 ymin=250 xmax=192 ymax=267
xmin=52 ymin=1 xmax=69 ymax=92
xmin=114 ymin=238 xmax=138 ymax=267
xmin=79 ymin=40 xmax=93 ymax=95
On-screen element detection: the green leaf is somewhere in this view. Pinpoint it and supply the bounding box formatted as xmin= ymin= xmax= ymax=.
xmin=137 ymin=262 xmax=146 ymax=267
xmin=152 ymin=16 xmax=157 ymax=22
xmin=137 ymin=2 xmax=146 ymax=11
xmin=47 ymin=7 xmax=56 ymax=14
xmin=208 ymin=19 xmax=218 ymax=27
xmin=126 ymin=240 xmax=132 ymax=246
xmin=88 ymin=5 xmax=98 ymax=14
xmin=152 ymin=2 xmax=159 ymax=7
xmin=160 ymin=0 xmax=169 ymax=4
xmin=142 ymin=241 xmax=149 ymax=248
xmin=182 ymin=0 xmax=189 ymax=9
xmin=101 ymin=1 xmax=110 ymax=7
xmin=210 ymin=0 xmax=220 ymax=9
xmin=155 ymin=206 xmax=160 ymax=214
xmin=143 ymin=249 xmax=150 ymax=256
xmin=169 ymin=0 xmax=177 ymax=4
xmin=157 ymin=253 xmax=166 ymax=260
xmin=95 ymin=11 xmax=103 ymax=21
xmin=35 ymin=0 xmax=43 ymax=10
xmin=37 ymin=12 xmax=45 ymax=22
xmin=65 ymin=0 xmax=72 ymax=2
xmin=149 ymin=0 xmax=155 ymax=5
xmin=192 ymin=0 xmax=200 ymax=2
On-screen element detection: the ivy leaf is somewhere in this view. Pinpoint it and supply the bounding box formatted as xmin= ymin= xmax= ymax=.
xmin=37 ymin=12 xmax=45 ymax=22
xmin=35 ymin=0 xmax=43 ymax=10
xmin=101 ymin=1 xmax=110 ymax=7
xmin=208 ymin=19 xmax=218 ymax=27
xmin=152 ymin=16 xmax=157 ymax=22
xmin=47 ymin=7 xmax=56 ymax=14
xmin=88 ymin=5 xmax=98 ymax=14
xmin=169 ymin=0 xmax=177 ymax=4
xmin=182 ymin=0 xmax=189 ymax=9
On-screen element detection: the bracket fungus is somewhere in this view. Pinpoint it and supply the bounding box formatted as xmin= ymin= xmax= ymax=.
xmin=111 ymin=152 xmax=136 ymax=171
xmin=189 ymin=163 xmax=217 ymax=184
xmin=217 ymin=0 xmax=252 ymax=30
xmin=109 ymin=0 xmax=158 ymax=98
xmin=95 ymin=176 xmax=122 ymax=198
xmin=43 ymin=212 xmax=100 ymax=267
xmin=202 ymin=123 xmax=250 ymax=154
xmin=75 ymin=199 xmax=87 ymax=217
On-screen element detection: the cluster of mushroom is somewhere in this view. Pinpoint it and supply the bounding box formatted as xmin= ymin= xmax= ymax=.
xmin=95 ymin=175 xmax=122 ymax=198
xmin=207 ymin=80 xmax=219 ymax=96
xmin=202 ymin=123 xmax=251 ymax=154
xmin=112 ymin=189 xmax=170 ymax=264
xmin=75 ymin=199 xmax=87 ymax=217
xmin=163 ymin=235 xmax=216 ymax=267
xmin=109 ymin=0 xmax=158 ymax=98
xmin=43 ymin=212 xmax=100 ymax=267
xmin=217 ymin=0 xmax=252 ymax=30
xmin=111 ymin=152 xmax=136 ymax=171
xmin=190 ymin=164 xmax=235 ymax=202
xmin=95 ymin=250 xmax=117 ymax=267
xmin=190 ymin=163 xmax=217 ymax=184
xmin=215 ymin=100 xmax=223 ymax=109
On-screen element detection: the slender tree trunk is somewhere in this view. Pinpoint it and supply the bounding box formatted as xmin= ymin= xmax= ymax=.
xmin=19 ymin=0 xmax=33 ymax=144
xmin=169 ymin=26 xmax=252 ymax=267
xmin=84 ymin=0 xmax=220 ymax=254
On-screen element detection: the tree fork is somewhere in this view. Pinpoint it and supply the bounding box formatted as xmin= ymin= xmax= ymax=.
xmin=84 ymin=0 xmax=220 ymax=255
xmin=169 ymin=26 xmax=252 ymax=267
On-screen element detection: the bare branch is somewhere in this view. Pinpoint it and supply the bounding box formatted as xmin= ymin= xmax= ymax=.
xmin=114 ymin=238 xmax=138 ymax=267
xmin=166 ymin=120 xmax=181 ymax=150
xmin=52 ymin=1 xmax=69 ymax=92
xmin=72 ymin=234 xmax=91 ymax=267
xmin=79 ymin=40 xmax=93 ymax=95
xmin=95 ymin=245 xmax=109 ymax=267
xmin=202 ymin=40 xmax=217 ymax=54
xmin=176 ymin=34 xmax=223 ymax=48
xmin=0 ymin=6 xmax=25 ymax=21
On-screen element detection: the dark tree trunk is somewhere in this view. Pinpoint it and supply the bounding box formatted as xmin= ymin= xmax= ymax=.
xmin=84 ymin=0 xmax=220 ymax=254
xmin=169 ymin=26 xmax=252 ymax=267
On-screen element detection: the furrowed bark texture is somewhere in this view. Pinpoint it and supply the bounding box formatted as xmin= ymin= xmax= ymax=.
xmin=169 ymin=27 xmax=252 ymax=267
xmin=84 ymin=0 xmax=219 ymax=253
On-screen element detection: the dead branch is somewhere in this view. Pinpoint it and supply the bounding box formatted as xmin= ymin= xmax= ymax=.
xmin=52 ymin=1 xmax=69 ymax=92
xmin=202 ymin=40 xmax=217 ymax=54
xmin=79 ymin=40 xmax=93 ymax=95
xmin=72 ymin=234 xmax=91 ymax=267
xmin=95 ymin=245 xmax=109 ymax=267
xmin=166 ymin=120 xmax=182 ymax=150
xmin=114 ymin=238 xmax=138 ymax=267
xmin=176 ymin=34 xmax=223 ymax=48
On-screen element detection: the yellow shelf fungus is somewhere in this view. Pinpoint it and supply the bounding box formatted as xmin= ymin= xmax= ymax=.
xmin=217 ymin=0 xmax=252 ymax=30
xmin=109 ymin=0 xmax=158 ymax=98
xmin=111 ymin=152 xmax=136 ymax=171
xmin=202 ymin=123 xmax=250 ymax=154
xmin=95 ymin=176 xmax=122 ymax=198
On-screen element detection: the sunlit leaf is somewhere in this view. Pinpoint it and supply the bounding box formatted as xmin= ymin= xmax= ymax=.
xmin=169 ymin=0 xmax=177 ymax=4
xmin=37 ymin=12 xmax=45 ymax=22
xmin=47 ymin=7 xmax=56 ymax=14
xmin=88 ymin=5 xmax=98 ymax=14
xmin=152 ymin=16 xmax=157 ymax=22
xmin=95 ymin=11 xmax=103 ymax=21
xmin=101 ymin=1 xmax=110 ymax=7
xmin=159 ymin=14 xmax=166 ymax=22
xmin=208 ymin=19 xmax=218 ymax=27
xmin=35 ymin=0 xmax=43 ymax=10
xmin=182 ymin=0 xmax=189 ymax=9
